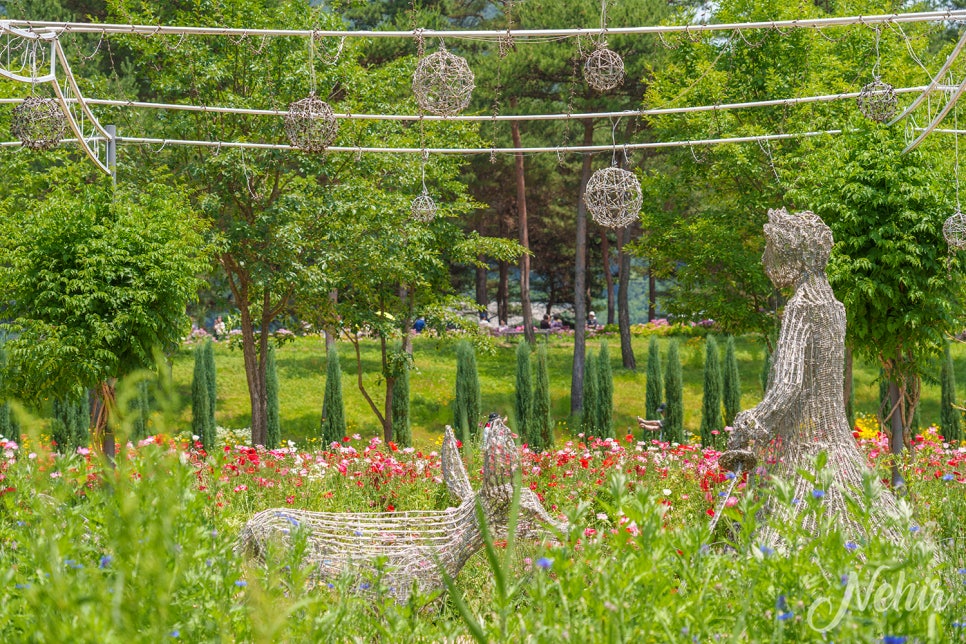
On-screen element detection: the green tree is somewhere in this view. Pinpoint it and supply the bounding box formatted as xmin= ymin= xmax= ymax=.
xmin=203 ymin=340 xmax=217 ymax=434
xmin=941 ymin=343 xmax=961 ymax=443
xmin=664 ymin=341 xmax=684 ymax=444
xmin=645 ymin=337 xmax=663 ymax=421
xmin=0 ymin=341 xmax=14 ymax=442
xmin=0 ymin=176 xmax=208 ymax=453
xmin=265 ymin=345 xmax=280 ymax=449
xmin=700 ymin=336 xmax=723 ymax=448
xmin=722 ymin=336 xmax=742 ymax=427
xmin=532 ymin=344 xmax=553 ymax=452
xmin=192 ymin=346 xmax=213 ymax=451
xmin=391 ymin=366 xmax=412 ymax=448
xmin=454 ymin=341 xmax=481 ymax=441
xmin=582 ymin=352 xmax=600 ymax=438
xmin=130 ymin=381 xmax=150 ymax=442
xmin=596 ymin=342 xmax=614 ymax=439
xmin=515 ymin=341 xmax=534 ymax=444
xmin=321 ymin=344 xmax=347 ymax=446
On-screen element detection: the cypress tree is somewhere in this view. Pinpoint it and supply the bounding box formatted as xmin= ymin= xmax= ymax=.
xmin=645 ymin=337 xmax=663 ymax=421
xmin=845 ymin=364 xmax=856 ymax=430
xmin=203 ymin=339 xmax=217 ymax=434
xmin=321 ymin=344 xmax=347 ymax=445
xmin=72 ymin=391 xmax=90 ymax=449
xmin=941 ymin=343 xmax=961 ymax=442
xmin=51 ymin=397 xmax=71 ymax=452
xmin=391 ymin=367 xmax=412 ymax=448
xmin=0 ymin=342 xmax=17 ymax=443
xmin=454 ymin=341 xmax=481 ymax=438
xmin=130 ymin=380 xmax=151 ymax=441
xmin=532 ymin=344 xmax=553 ymax=452
xmin=664 ymin=341 xmax=684 ymax=444
xmin=597 ymin=342 xmax=614 ymax=438
xmin=582 ymin=351 xmax=600 ymax=437
xmin=515 ymin=341 xmax=534 ymax=445
xmin=265 ymin=345 xmax=280 ymax=449
xmin=191 ymin=345 xmax=212 ymax=451
xmin=722 ymin=336 xmax=742 ymax=427
xmin=760 ymin=346 xmax=771 ymax=394
xmin=700 ymin=336 xmax=723 ymax=448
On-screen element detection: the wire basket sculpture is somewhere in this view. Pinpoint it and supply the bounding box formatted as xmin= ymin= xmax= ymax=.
xmin=284 ymin=94 xmax=339 ymax=153
xmin=719 ymin=208 xmax=903 ymax=548
xmin=11 ymin=96 xmax=67 ymax=151
xmin=584 ymin=165 xmax=642 ymax=228
xmin=411 ymin=190 xmax=438 ymax=222
xmin=857 ymin=78 xmax=898 ymax=123
xmin=237 ymin=417 xmax=566 ymax=602
xmin=412 ymin=46 xmax=475 ymax=116
xmin=944 ymin=210 xmax=966 ymax=250
xmin=583 ymin=43 xmax=625 ymax=92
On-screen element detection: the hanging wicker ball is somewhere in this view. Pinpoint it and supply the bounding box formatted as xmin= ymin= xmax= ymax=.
xmin=857 ymin=78 xmax=898 ymax=123
xmin=944 ymin=210 xmax=966 ymax=250
xmin=284 ymin=94 xmax=339 ymax=153
xmin=411 ymin=191 xmax=438 ymax=222
xmin=584 ymin=166 xmax=642 ymax=228
xmin=583 ymin=44 xmax=625 ymax=92
xmin=412 ymin=48 xmax=475 ymax=116
xmin=11 ymin=97 xmax=67 ymax=151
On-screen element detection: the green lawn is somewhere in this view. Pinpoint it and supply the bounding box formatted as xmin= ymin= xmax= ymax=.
xmin=170 ymin=333 xmax=961 ymax=447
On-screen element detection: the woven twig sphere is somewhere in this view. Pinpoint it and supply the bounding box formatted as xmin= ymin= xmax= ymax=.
xmin=583 ymin=45 xmax=624 ymax=92
xmin=944 ymin=210 xmax=966 ymax=250
xmin=11 ymin=97 xmax=66 ymax=151
xmin=857 ymin=78 xmax=898 ymax=123
xmin=284 ymin=95 xmax=339 ymax=153
xmin=584 ymin=166 xmax=642 ymax=228
xmin=412 ymin=48 xmax=475 ymax=116
xmin=411 ymin=191 xmax=437 ymax=222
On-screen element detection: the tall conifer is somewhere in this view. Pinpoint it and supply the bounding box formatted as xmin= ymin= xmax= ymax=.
xmin=265 ymin=345 xmax=280 ymax=449
xmin=532 ymin=344 xmax=553 ymax=452
xmin=664 ymin=341 xmax=684 ymax=444
xmin=597 ymin=342 xmax=614 ymax=438
xmin=321 ymin=344 xmax=347 ymax=445
xmin=722 ymin=336 xmax=742 ymax=427
xmin=515 ymin=341 xmax=534 ymax=444
xmin=645 ymin=337 xmax=663 ymax=421
xmin=391 ymin=367 xmax=412 ymax=448
xmin=941 ymin=343 xmax=961 ymax=442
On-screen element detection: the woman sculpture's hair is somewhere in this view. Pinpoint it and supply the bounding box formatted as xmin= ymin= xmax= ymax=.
xmin=764 ymin=207 xmax=834 ymax=275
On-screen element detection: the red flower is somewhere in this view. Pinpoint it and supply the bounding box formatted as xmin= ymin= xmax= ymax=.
xmin=706 ymin=508 xmax=715 ymax=517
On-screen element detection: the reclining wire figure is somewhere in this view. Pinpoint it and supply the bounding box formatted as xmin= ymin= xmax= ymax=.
xmin=718 ymin=208 xmax=902 ymax=546
xmin=237 ymin=416 xmax=567 ymax=602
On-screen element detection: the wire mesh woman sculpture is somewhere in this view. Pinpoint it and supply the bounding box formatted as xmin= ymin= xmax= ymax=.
xmin=237 ymin=416 xmax=566 ymax=602
xmin=719 ymin=208 xmax=901 ymax=545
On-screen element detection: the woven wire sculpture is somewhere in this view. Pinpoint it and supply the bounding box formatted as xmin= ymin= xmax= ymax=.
xmin=944 ymin=211 xmax=966 ymax=250
xmin=412 ymin=46 xmax=475 ymax=116
xmin=411 ymin=190 xmax=437 ymax=222
xmin=719 ymin=208 xmax=902 ymax=547
xmin=237 ymin=417 xmax=566 ymax=602
xmin=11 ymin=96 xmax=67 ymax=151
xmin=857 ymin=78 xmax=898 ymax=123
xmin=284 ymin=94 xmax=339 ymax=153
xmin=583 ymin=43 xmax=625 ymax=92
xmin=584 ymin=165 xmax=642 ymax=228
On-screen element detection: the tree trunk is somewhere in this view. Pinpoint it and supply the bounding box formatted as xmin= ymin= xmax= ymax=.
xmin=380 ymin=336 xmax=395 ymax=442
xmin=571 ymin=121 xmax=595 ymax=415
xmin=475 ymin=256 xmax=488 ymax=320
xmin=887 ymin=379 xmax=907 ymax=490
xmin=91 ymin=380 xmax=116 ymax=463
xmin=497 ymin=207 xmax=509 ymax=325
xmin=617 ymin=227 xmax=636 ymax=370
xmin=239 ymin=294 xmax=267 ymax=446
xmin=511 ymin=117 xmax=535 ymax=344
xmin=602 ymin=230 xmax=615 ymax=326
xmin=648 ymin=266 xmax=657 ymax=322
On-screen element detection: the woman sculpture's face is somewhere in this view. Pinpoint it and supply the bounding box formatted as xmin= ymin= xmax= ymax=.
xmin=762 ymin=226 xmax=803 ymax=289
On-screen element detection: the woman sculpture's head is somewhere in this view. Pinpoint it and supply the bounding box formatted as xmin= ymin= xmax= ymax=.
xmin=762 ymin=208 xmax=833 ymax=288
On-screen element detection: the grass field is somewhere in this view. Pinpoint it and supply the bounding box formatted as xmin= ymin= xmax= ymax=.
xmin=169 ymin=332 xmax=962 ymax=446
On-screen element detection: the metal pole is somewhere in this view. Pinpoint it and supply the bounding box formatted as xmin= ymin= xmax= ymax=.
xmin=105 ymin=124 xmax=116 ymax=185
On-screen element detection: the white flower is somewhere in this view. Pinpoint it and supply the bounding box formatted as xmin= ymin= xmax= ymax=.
xmin=663 ymin=488 xmax=672 ymax=496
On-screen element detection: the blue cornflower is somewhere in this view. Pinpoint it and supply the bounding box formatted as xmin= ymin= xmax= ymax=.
xmin=354 ymin=530 xmax=363 ymax=537
xmin=776 ymin=595 xmax=787 ymax=610
xmin=725 ymin=472 xmax=736 ymax=480
xmin=759 ymin=545 xmax=774 ymax=556
xmin=170 ymin=630 xmax=179 ymax=638
xmin=718 ymin=491 xmax=728 ymax=497
xmin=882 ymin=637 xmax=907 ymax=644
xmin=778 ymin=612 xmax=794 ymax=621
xmin=812 ymin=489 xmax=825 ymax=499
xmin=909 ymin=525 xmax=920 ymax=534
xmin=943 ymin=473 xmax=955 ymax=481
xmin=14 ymin=583 xmax=28 ymax=590
xmin=327 ymin=583 xmax=334 ymax=589
xmin=15 ymin=521 xmax=24 ymax=527
xmin=791 ymin=497 xmax=801 ymax=505
xmin=360 ymin=582 xmax=371 ymax=590
xmin=205 ymin=559 xmax=213 ymax=567
xmin=99 ymin=555 xmax=112 ymax=568
xmin=234 ymin=580 xmax=247 ymax=587
xmin=283 ymin=515 xmax=299 ymax=527
xmin=958 ymin=569 xmax=966 ymax=575
xmin=845 ymin=541 xmax=858 ymax=552
xmin=841 ymin=574 xmax=850 ymax=586
xmin=536 ymin=557 xmax=553 ymax=570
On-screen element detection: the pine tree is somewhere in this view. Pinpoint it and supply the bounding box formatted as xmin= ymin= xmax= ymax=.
xmin=597 ymin=342 xmax=614 ymax=439
xmin=532 ymin=344 xmax=553 ymax=452
xmin=941 ymin=343 xmax=961 ymax=442
xmin=582 ymin=351 xmax=600 ymax=437
xmin=265 ymin=345 xmax=280 ymax=449
xmin=321 ymin=344 xmax=347 ymax=445
xmin=664 ymin=341 xmax=684 ymax=444
xmin=191 ymin=345 xmax=212 ymax=451
xmin=203 ymin=339 xmax=217 ymax=434
xmin=391 ymin=367 xmax=412 ymax=448
xmin=645 ymin=337 xmax=663 ymax=420
xmin=700 ymin=336 xmax=723 ymax=448
xmin=722 ymin=336 xmax=742 ymax=427
xmin=72 ymin=391 xmax=90 ymax=449
xmin=454 ymin=341 xmax=481 ymax=438
xmin=515 ymin=341 xmax=534 ymax=444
